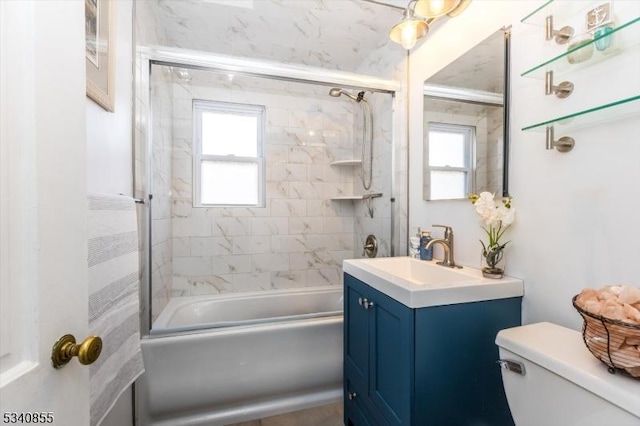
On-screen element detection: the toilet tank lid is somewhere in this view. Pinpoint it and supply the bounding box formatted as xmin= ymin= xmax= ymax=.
xmin=496 ymin=322 xmax=640 ymax=419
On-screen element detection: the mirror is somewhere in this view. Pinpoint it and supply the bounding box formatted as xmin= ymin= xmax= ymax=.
xmin=423 ymin=28 xmax=510 ymax=201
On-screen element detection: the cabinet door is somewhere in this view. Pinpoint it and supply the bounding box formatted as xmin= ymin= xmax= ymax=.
xmin=344 ymin=274 xmax=371 ymax=391
xmin=345 ymin=379 xmax=374 ymax=426
xmin=345 ymin=400 xmax=373 ymax=426
xmin=369 ymin=290 xmax=414 ymax=426
xmin=414 ymin=298 xmax=521 ymax=426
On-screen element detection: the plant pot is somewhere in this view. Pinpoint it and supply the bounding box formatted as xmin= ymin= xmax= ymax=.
xmin=481 ymin=248 xmax=505 ymax=279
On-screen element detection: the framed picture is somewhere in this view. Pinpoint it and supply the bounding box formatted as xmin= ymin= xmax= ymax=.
xmin=86 ymin=0 xmax=115 ymax=112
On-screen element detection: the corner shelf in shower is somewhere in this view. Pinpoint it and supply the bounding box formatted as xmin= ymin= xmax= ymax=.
xmin=520 ymin=16 xmax=640 ymax=80
xmin=330 ymin=159 xmax=362 ymax=167
xmin=330 ymin=193 xmax=383 ymax=201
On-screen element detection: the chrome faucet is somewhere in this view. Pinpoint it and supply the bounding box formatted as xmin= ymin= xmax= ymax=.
xmin=425 ymin=225 xmax=462 ymax=269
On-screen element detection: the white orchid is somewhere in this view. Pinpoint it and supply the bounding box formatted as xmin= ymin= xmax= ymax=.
xmin=468 ymin=192 xmax=516 ymax=270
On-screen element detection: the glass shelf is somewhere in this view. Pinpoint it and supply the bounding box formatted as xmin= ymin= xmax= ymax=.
xmin=521 ymin=16 xmax=640 ymax=79
xmin=329 ymin=159 xmax=362 ymax=167
xmin=521 ymin=0 xmax=594 ymax=27
xmin=521 ymin=95 xmax=640 ymax=132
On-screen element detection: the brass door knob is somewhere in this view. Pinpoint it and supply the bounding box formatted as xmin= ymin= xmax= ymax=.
xmin=51 ymin=334 xmax=102 ymax=369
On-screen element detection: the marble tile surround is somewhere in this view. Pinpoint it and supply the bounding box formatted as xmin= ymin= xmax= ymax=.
xmin=135 ymin=0 xmax=176 ymax=322
xmin=150 ymin=69 xmax=174 ymax=320
xmin=142 ymin=0 xmax=401 ymax=73
xmin=149 ymin=68 xmax=394 ymax=296
xmin=136 ymin=0 xmax=407 ymax=309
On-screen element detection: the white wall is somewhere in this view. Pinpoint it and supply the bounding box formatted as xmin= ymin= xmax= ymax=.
xmin=86 ymin=0 xmax=134 ymax=195
xmin=410 ymin=0 xmax=640 ymax=329
xmin=85 ymin=1 xmax=135 ymax=425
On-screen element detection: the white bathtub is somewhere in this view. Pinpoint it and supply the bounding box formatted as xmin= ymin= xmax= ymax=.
xmin=137 ymin=286 xmax=344 ymax=426
xmin=151 ymin=286 xmax=343 ymax=334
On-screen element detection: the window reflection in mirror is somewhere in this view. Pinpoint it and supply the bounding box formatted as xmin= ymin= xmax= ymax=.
xmin=423 ymin=28 xmax=510 ymax=201
xmin=427 ymin=122 xmax=474 ymax=200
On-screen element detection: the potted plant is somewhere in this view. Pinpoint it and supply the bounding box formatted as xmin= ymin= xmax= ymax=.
xmin=468 ymin=192 xmax=515 ymax=278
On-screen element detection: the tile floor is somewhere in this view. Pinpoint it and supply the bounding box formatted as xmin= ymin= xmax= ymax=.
xmin=227 ymin=402 xmax=343 ymax=426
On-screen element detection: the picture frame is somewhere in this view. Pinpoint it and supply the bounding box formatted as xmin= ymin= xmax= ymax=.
xmin=85 ymin=0 xmax=115 ymax=112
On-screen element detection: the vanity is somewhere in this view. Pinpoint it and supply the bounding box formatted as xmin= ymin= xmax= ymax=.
xmin=343 ymin=257 xmax=524 ymax=426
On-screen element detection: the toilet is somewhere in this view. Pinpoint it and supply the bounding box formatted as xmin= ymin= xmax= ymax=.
xmin=495 ymin=322 xmax=640 ymax=426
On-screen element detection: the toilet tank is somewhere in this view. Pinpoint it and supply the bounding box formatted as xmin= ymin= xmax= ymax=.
xmin=496 ymin=322 xmax=640 ymax=426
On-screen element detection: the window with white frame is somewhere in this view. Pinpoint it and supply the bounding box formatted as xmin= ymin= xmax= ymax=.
xmin=193 ymin=100 xmax=265 ymax=207
xmin=427 ymin=122 xmax=474 ymax=200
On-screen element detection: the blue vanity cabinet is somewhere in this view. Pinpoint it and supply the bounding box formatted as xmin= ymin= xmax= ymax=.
xmin=344 ymin=273 xmax=413 ymax=426
xmin=344 ymin=273 xmax=521 ymax=426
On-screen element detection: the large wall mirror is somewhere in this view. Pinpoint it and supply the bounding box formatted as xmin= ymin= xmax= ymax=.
xmin=423 ymin=27 xmax=510 ymax=201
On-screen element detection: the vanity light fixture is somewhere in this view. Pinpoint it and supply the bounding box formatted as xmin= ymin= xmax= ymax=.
xmin=389 ymin=0 xmax=472 ymax=50
xmin=414 ymin=0 xmax=470 ymax=18
xmin=388 ymin=4 xmax=429 ymax=50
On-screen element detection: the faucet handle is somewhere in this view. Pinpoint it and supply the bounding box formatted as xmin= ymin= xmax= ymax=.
xmin=433 ymin=224 xmax=452 ymax=230
xmin=432 ymin=224 xmax=453 ymax=237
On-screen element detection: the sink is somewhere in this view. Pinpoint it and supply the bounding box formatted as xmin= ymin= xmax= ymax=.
xmin=343 ymin=257 xmax=523 ymax=308
xmin=355 ymin=256 xmax=477 ymax=285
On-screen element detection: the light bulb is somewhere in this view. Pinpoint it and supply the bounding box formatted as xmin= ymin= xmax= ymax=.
xmin=401 ymin=25 xmax=418 ymax=49
xmin=389 ymin=12 xmax=428 ymax=49
xmin=430 ymin=0 xmax=445 ymax=14
xmin=415 ymin=0 xmax=461 ymax=18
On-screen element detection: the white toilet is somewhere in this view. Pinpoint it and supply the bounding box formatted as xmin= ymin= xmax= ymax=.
xmin=495 ymin=322 xmax=640 ymax=426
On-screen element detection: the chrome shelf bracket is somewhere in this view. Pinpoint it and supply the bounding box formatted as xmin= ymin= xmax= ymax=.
xmin=545 ymin=71 xmax=574 ymax=98
xmin=545 ymin=15 xmax=574 ymax=44
xmin=546 ymin=126 xmax=575 ymax=153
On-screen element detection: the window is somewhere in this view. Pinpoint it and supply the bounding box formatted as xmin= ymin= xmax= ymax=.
xmin=427 ymin=123 xmax=474 ymax=200
xmin=193 ymin=100 xmax=265 ymax=207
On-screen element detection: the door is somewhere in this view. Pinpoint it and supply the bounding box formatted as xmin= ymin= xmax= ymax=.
xmin=1 ymin=1 xmax=91 ymax=425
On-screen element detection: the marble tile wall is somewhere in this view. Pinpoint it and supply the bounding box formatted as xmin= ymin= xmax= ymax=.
xmin=147 ymin=0 xmax=400 ymax=73
xmin=352 ymin=93 xmax=394 ymax=258
xmin=137 ymin=0 xmax=403 ymax=308
xmin=135 ymin=2 xmax=174 ymax=322
xmin=150 ymin=69 xmax=175 ymax=319
xmin=155 ymin=70 xmax=393 ymax=296
xmin=357 ymin=40 xmax=407 ymax=257
xmin=486 ymin=106 xmax=504 ymax=194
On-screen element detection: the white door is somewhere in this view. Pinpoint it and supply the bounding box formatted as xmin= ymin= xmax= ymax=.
xmin=0 ymin=1 xmax=91 ymax=425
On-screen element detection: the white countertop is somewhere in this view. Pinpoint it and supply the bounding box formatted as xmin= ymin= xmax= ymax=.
xmin=343 ymin=256 xmax=524 ymax=308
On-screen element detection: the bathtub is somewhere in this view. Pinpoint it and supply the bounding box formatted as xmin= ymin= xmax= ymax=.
xmin=137 ymin=286 xmax=344 ymax=426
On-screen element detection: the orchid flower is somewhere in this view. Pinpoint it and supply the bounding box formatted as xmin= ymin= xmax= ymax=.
xmin=468 ymin=192 xmax=515 ymax=269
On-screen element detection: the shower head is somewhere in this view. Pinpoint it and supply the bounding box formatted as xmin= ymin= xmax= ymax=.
xmin=329 ymin=88 xmax=360 ymax=102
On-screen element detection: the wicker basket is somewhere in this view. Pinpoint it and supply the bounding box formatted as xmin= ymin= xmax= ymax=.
xmin=572 ymin=295 xmax=640 ymax=378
